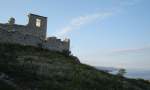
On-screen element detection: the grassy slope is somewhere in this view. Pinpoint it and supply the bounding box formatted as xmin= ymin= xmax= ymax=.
xmin=0 ymin=43 xmax=150 ymax=90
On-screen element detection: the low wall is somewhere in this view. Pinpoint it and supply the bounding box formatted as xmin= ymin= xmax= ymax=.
xmin=0 ymin=28 xmax=70 ymax=52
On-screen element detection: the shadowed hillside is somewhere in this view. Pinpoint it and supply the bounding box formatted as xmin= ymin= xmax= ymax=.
xmin=0 ymin=43 xmax=150 ymax=90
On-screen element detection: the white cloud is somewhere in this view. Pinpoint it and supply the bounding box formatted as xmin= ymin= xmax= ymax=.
xmin=111 ymin=46 xmax=150 ymax=54
xmin=54 ymin=12 xmax=113 ymax=37
xmin=53 ymin=0 xmax=142 ymax=38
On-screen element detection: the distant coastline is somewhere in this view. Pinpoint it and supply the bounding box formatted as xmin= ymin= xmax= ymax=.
xmin=95 ymin=66 xmax=150 ymax=80
xmin=125 ymin=69 xmax=150 ymax=80
xmin=111 ymin=69 xmax=150 ymax=80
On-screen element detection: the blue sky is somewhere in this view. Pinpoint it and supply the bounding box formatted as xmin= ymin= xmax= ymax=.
xmin=0 ymin=0 xmax=150 ymax=70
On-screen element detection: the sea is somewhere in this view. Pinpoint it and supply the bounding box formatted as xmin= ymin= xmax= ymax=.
xmin=111 ymin=69 xmax=150 ymax=80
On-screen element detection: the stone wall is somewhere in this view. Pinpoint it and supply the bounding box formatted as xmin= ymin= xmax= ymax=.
xmin=0 ymin=28 xmax=42 ymax=47
xmin=43 ymin=37 xmax=70 ymax=52
xmin=0 ymin=28 xmax=70 ymax=52
xmin=0 ymin=23 xmax=44 ymax=40
xmin=0 ymin=13 xmax=70 ymax=52
xmin=0 ymin=14 xmax=47 ymax=40
xmin=27 ymin=14 xmax=47 ymax=40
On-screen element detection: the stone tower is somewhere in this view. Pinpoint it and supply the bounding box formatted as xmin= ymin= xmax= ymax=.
xmin=27 ymin=14 xmax=47 ymax=40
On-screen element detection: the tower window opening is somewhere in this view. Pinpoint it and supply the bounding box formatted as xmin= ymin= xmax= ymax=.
xmin=36 ymin=18 xmax=41 ymax=27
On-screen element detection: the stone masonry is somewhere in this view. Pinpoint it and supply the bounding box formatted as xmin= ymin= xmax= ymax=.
xmin=0 ymin=14 xmax=70 ymax=52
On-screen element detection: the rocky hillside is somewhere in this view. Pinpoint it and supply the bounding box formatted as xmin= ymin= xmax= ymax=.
xmin=0 ymin=43 xmax=150 ymax=90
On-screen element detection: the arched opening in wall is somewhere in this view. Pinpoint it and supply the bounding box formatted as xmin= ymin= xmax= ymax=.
xmin=36 ymin=18 xmax=41 ymax=27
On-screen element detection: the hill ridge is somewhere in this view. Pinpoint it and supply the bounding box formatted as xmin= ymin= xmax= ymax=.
xmin=0 ymin=43 xmax=150 ymax=90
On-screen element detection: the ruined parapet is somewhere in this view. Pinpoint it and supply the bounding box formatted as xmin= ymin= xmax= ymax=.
xmin=0 ymin=14 xmax=47 ymax=40
xmin=42 ymin=37 xmax=70 ymax=52
xmin=46 ymin=37 xmax=57 ymax=42
xmin=0 ymin=13 xmax=70 ymax=52
xmin=8 ymin=17 xmax=15 ymax=25
xmin=62 ymin=38 xmax=70 ymax=51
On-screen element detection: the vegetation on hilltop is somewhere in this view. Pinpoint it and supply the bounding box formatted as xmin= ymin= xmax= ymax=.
xmin=0 ymin=43 xmax=150 ymax=90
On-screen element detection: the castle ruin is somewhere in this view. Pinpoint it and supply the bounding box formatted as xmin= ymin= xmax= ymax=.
xmin=0 ymin=14 xmax=70 ymax=52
